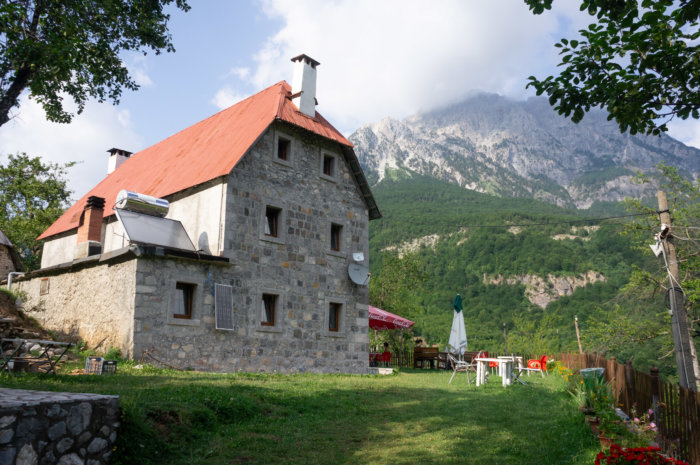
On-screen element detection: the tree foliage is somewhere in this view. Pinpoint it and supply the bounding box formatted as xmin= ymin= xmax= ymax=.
xmin=0 ymin=0 xmax=190 ymax=127
xmin=525 ymin=0 xmax=700 ymax=135
xmin=368 ymin=175 xmax=681 ymax=376
xmin=621 ymin=164 xmax=700 ymax=338
xmin=0 ymin=153 xmax=74 ymax=270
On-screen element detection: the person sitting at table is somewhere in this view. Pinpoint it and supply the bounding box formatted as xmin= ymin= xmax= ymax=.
xmin=380 ymin=342 xmax=392 ymax=367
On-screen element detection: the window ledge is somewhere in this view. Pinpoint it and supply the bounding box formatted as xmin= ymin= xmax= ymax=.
xmin=319 ymin=173 xmax=338 ymax=183
xmin=255 ymin=326 xmax=283 ymax=334
xmin=326 ymin=250 xmax=345 ymax=259
xmin=322 ymin=331 xmax=346 ymax=339
xmin=167 ymin=318 xmax=201 ymax=327
xmin=260 ymin=235 xmax=285 ymax=245
xmin=273 ymin=157 xmax=293 ymax=168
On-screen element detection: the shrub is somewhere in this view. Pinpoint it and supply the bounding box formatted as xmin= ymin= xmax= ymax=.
xmin=595 ymin=445 xmax=689 ymax=465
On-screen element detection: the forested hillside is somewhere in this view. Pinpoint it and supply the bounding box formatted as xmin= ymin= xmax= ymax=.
xmin=369 ymin=174 xmax=674 ymax=377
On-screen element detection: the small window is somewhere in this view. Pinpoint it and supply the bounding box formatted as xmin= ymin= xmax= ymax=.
xmin=174 ymin=282 xmax=195 ymax=319
xmin=261 ymin=294 xmax=277 ymax=326
xmin=40 ymin=278 xmax=50 ymax=295
xmin=265 ymin=206 xmax=281 ymax=237
xmin=330 ymin=223 xmax=342 ymax=251
xmin=329 ymin=303 xmax=341 ymax=332
xmin=323 ymin=154 xmax=335 ymax=177
xmin=277 ymin=137 xmax=291 ymax=161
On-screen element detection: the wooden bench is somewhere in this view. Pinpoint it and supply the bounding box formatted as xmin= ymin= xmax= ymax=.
xmin=413 ymin=347 xmax=439 ymax=369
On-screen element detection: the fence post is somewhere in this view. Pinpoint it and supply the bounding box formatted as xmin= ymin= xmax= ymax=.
xmin=650 ymin=367 xmax=661 ymax=447
xmin=625 ymin=359 xmax=634 ymax=413
xmin=609 ymin=356 xmax=618 ymax=401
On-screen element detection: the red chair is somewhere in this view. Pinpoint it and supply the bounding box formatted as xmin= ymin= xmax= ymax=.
xmin=524 ymin=355 xmax=548 ymax=377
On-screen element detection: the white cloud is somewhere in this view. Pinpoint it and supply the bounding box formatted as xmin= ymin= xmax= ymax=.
xmin=128 ymin=54 xmax=154 ymax=87
xmin=667 ymin=118 xmax=700 ymax=150
xmin=243 ymin=0 xmax=592 ymax=132
xmin=0 ymin=95 xmax=144 ymax=201
xmin=210 ymin=86 xmax=248 ymax=110
xmin=226 ymin=67 xmax=251 ymax=80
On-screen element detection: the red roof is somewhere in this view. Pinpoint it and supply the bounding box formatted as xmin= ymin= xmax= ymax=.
xmin=39 ymin=81 xmax=355 ymax=240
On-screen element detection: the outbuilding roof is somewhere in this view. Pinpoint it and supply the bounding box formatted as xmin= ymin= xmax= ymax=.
xmin=39 ymin=81 xmax=379 ymax=240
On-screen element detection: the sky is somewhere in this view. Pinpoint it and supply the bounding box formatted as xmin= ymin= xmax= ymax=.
xmin=0 ymin=0 xmax=698 ymax=201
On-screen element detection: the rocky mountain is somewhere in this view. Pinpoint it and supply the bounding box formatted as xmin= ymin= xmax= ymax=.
xmin=350 ymin=94 xmax=700 ymax=208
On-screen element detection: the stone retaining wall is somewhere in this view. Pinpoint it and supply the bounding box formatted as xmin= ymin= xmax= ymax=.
xmin=0 ymin=388 xmax=120 ymax=465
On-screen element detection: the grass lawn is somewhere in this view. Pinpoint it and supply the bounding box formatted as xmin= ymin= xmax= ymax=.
xmin=0 ymin=366 xmax=600 ymax=465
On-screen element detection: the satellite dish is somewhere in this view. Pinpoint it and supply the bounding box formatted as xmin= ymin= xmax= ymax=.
xmin=352 ymin=252 xmax=365 ymax=262
xmin=348 ymin=263 xmax=370 ymax=286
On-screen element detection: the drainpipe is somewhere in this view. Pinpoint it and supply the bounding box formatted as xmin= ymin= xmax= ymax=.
xmin=7 ymin=272 xmax=25 ymax=290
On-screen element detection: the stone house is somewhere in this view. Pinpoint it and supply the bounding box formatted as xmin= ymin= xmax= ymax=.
xmin=0 ymin=228 xmax=23 ymax=278
xmin=15 ymin=55 xmax=381 ymax=373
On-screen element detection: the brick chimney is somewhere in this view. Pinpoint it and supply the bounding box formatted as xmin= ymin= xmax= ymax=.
xmin=107 ymin=148 xmax=132 ymax=175
xmin=290 ymin=54 xmax=320 ymax=118
xmin=75 ymin=196 xmax=105 ymax=259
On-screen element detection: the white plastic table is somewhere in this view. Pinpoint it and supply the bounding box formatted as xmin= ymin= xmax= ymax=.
xmin=474 ymin=357 xmax=514 ymax=387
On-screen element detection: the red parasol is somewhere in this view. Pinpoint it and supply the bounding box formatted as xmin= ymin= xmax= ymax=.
xmin=369 ymin=305 xmax=415 ymax=330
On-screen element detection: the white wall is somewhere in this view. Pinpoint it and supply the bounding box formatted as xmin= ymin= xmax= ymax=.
xmin=40 ymin=180 xmax=227 ymax=268
xmin=41 ymin=234 xmax=78 ymax=268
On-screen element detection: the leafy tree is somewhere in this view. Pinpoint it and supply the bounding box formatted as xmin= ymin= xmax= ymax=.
xmin=0 ymin=0 xmax=190 ymax=127
xmin=525 ymin=0 xmax=700 ymax=135
xmin=369 ymin=251 xmax=426 ymax=350
xmin=0 ymin=153 xmax=74 ymax=270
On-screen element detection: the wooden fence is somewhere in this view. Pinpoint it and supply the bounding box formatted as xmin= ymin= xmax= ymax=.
xmin=560 ymin=352 xmax=700 ymax=465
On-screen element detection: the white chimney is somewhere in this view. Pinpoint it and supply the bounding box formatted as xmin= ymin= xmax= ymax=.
xmin=107 ymin=148 xmax=133 ymax=174
xmin=291 ymin=54 xmax=320 ymax=118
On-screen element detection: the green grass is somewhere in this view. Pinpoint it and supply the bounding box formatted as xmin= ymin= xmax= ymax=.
xmin=0 ymin=366 xmax=600 ymax=464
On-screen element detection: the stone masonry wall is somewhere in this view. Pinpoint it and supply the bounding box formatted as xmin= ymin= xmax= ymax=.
xmin=0 ymin=388 xmax=120 ymax=465
xmin=131 ymin=122 xmax=371 ymax=373
xmin=0 ymin=245 xmax=17 ymax=278
xmin=15 ymin=259 xmax=137 ymax=357
xmin=221 ymin=122 xmax=371 ymax=373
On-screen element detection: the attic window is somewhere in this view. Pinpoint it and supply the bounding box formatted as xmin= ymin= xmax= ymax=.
xmin=322 ymin=154 xmax=335 ymax=177
xmin=277 ymin=137 xmax=291 ymax=161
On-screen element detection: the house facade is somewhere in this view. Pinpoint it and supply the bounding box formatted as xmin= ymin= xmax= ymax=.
xmin=15 ymin=55 xmax=381 ymax=373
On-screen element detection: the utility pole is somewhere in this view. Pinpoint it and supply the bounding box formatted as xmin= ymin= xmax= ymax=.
xmin=575 ymin=316 xmax=583 ymax=354
xmin=503 ymin=323 xmax=509 ymax=355
xmin=657 ymin=191 xmax=699 ymax=391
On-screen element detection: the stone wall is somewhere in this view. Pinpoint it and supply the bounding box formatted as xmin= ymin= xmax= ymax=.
xmin=0 ymin=245 xmax=17 ymax=278
xmin=0 ymin=388 xmax=119 ymax=465
xmin=15 ymin=121 xmax=373 ymax=374
xmin=221 ymin=122 xmax=370 ymax=373
xmin=16 ymin=258 xmax=137 ymax=357
xmin=131 ymin=122 xmax=371 ymax=373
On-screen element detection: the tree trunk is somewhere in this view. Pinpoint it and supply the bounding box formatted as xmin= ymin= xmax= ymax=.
xmin=0 ymin=67 xmax=32 ymax=128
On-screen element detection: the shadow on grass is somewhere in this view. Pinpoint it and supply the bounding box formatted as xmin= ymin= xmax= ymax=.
xmin=0 ymin=369 xmax=599 ymax=465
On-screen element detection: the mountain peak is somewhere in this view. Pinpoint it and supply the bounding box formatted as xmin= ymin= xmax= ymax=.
xmin=350 ymin=95 xmax=699 ymax=209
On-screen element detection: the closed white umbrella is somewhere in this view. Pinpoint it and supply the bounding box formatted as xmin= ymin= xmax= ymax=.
xmin=448 ymin=294 xmax=468 ymax=355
